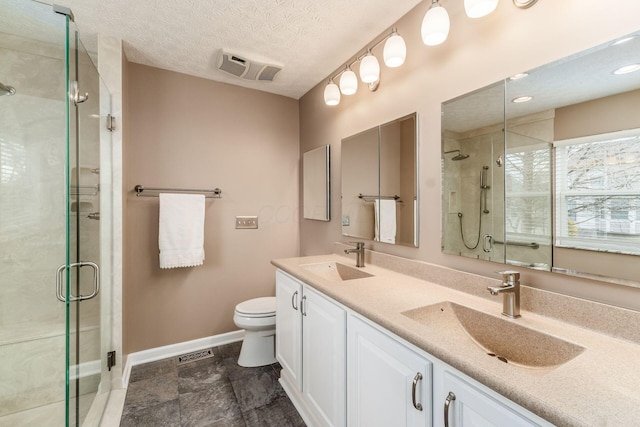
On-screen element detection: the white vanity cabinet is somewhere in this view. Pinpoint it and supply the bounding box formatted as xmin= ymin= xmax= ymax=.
xmin=275 ymin=270 xmax=346 ymax=427
xmin=347 ymin=315 xmax=431 ymax=427
xmin=433 ymin=369 xmax=546 ymax=427
xmin=275 ymin=270 xmax=303 ymax=390
xmin=276 ymin=268 xmax=552 ymax=427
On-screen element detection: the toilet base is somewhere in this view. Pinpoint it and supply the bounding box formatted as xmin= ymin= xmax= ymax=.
xmin=238 ymin=329 xmax=277 ymax=367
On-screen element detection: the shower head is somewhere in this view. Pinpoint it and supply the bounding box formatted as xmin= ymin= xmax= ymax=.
xmin=0 ymin=82 xmax=16 ymax=96
xmin=444 ymin=149 xmax=469 ymax=161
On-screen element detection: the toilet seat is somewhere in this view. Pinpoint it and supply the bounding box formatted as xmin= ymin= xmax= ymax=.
xmin=235 ymin=297 xmax=276 ymax=318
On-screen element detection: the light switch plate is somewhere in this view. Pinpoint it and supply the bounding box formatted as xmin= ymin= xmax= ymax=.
xmin=236 ymin=216 xmax=258 ymax=229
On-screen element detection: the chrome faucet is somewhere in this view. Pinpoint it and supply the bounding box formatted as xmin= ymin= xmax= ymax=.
xmin=344 ymin=242 xmax=365 ymax=268
xmin=487 ymin=271 xmax=521 ymax=318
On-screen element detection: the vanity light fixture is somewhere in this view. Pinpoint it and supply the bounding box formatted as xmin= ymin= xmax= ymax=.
xmin=512 ymin=0 xmax=538 ymax=8
xmin=613 ymin=64 xmax=640 ymax=75
xmin=512 ymin=95 xmax=533 ymax=103
xmin=360 ymin=50 xmax=381 ymax=83
xmin=339 ymin=66 xmax=358 ymax=95
xmin=323 ymin=28 xmax=407 ymax=106
xmin=422 ymin=0 xmax=501 ymax=47
xmin=384 ymin=28 xmax=407 ymax=67
xmin=422 ymin=0 xmax=450 ymax=46
xmin=465 ymin=0 xmax=499 ymax=18
xmin=323 ymin=79 xmax=341 ymax=106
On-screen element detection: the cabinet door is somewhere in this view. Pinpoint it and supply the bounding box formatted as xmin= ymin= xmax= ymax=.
xmin=275 ymin=270 xmax=303 ymax=390
xmin=348 ymin=315 xmax=431 ymax=427
xmin=302 ymin=286 xmax=346 ymax=427
xmin=437 ymin=371 xmax=539 ymax=427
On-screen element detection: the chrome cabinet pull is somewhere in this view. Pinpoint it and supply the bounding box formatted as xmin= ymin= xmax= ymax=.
xmin=411 ymin=372 xmax=423 ymax=411
xmin=55 ymin=261 xmax=100 ymax=302
xmin=301 ymin=295 xmax=307 ymax=316
xmin=444 ymin=391 xmax=456 ymax=427
xmin=291 ymin=290 xmax=298 ymax=310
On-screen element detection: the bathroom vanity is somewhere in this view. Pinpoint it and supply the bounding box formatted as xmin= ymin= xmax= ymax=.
xmin=273 ymin=247 xmax=640 ymax=427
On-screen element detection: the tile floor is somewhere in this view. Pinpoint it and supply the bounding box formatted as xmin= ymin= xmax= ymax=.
xmin=119 ymin=342 xmax=306 ymax=427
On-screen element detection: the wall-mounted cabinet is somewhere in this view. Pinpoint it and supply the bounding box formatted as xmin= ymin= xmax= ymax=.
xmin=342 ymin=113 xmax=418 ymax=247
xmin=441 ymin=30 xmax=640 ymax=287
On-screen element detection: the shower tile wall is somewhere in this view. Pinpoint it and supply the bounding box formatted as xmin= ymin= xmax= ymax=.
xmin=0 ymin=32 xmax=67 ymax=423
xmin=443 ymin=126 xmax=505 ymax=262
xmin=0 ymin=31 xmax=101 ymax=425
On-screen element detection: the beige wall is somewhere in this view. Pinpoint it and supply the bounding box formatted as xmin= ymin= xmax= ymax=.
xmin=124 ymin=64 xmax=299 ymax=353
xmin=555 ymin=88 xmax=640 ymax=140
xmin=299 ymin=0 xmax=640 ymax=311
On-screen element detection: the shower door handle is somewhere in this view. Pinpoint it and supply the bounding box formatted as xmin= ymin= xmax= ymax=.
xmin=70 ymin=81 xmax=89 ymax=105
xmin=56 ymin=262 xmax=100 ymax=302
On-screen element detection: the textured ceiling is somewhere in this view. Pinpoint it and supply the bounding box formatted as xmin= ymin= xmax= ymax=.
xmin=443 ymin=31 xmax=640 ymax=133
xmin=46 ymin=0 xmax=423 ymax=99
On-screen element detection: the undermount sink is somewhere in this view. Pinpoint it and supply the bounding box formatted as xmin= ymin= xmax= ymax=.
xmin=300 ymin=261 xmax=374 ymax=282
xmin=402 ymin=302 xmax=585 ymax=369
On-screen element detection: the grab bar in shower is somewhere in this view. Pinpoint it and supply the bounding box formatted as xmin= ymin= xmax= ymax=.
xmin=134 ymin=185 xmax=222 ymax=198
xmin=493 ymin=240 xmax=540 ymax=249
xmin=358 ymin=193 xmax=402 ymax=202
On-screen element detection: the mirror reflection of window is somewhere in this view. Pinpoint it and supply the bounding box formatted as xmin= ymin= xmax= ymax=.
xmin=555 ymin=130 xmax=640 ymax=255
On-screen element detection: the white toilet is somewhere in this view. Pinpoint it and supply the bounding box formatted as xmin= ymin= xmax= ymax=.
xmin=233 ymin=296 xmax=277 ymax=367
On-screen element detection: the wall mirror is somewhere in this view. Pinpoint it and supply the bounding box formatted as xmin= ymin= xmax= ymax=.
xmin=303 ymin=145 xmax=330 ymax=221
xmin=342 ymin=113 xmax=418 ymax=247
xmin=442 ymin=30 xmax=640 ymax=287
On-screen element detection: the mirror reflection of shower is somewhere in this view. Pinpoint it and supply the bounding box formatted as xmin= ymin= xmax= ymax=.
xmin=0 ymin=82 xmax=16 ymax=96
xmin=457 ymin=165 xmax=491 ymax=250
xmin=444 ymin=149 xmax=469 ymax=161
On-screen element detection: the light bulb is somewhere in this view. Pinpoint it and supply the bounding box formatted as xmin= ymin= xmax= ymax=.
xmin=324 ymin=81 xmax=340 ymax=106
xmin=383 ymin=31 xmax=406 ymax=68
xmin=464 ymin=0 xmax=499 ymax=18
xmin=360 ymin=52 xmax=380 ymax=83
xmin=421 ymin=2 xmax=450 ymax=46
xmin=340 ymin=69 xmax=358 ymax=95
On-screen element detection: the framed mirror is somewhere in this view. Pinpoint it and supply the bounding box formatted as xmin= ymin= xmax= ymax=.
xmin=342 ymin=113 xmax=418 ymax=246
xmin=442 ymin=30 xmax=640 ymax=286
xmin=303 ymin=145 xmax=330 ymax=221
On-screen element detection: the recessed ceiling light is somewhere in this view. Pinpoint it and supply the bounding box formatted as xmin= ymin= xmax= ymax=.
xmin=512 ymin=96 xmax=533 ymax=103
xmin=613 ymin=64 xmax=640 ymax=75
xmin=509 ymin=72 xmax=529 ymax=80
xmin=612 ymin=36 xmax=637 ymax=46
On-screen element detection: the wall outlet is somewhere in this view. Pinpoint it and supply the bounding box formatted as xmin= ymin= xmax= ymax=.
xmin=236 ymin=216 xmax=258 ymax=229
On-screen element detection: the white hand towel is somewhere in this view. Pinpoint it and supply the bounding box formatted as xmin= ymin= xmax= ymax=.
xmin=159 ymin=193 xmax=205 ymax=269
xmin=374 ymin=199 xmax=397 ymax=244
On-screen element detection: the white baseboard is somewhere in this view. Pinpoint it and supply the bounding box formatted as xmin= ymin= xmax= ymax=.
xmin=122 ymin=330 xmax=244 ymax=387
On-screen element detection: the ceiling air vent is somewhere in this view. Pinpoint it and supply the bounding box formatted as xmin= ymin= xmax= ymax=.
xmin=216 ymin=50 xmax=283 ymax=82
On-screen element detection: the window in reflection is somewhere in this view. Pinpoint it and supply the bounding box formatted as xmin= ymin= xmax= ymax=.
xmin=555 ymin=130 xmax=640 ymax=254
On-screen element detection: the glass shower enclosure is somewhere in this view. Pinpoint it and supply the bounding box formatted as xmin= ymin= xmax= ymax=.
xmin=0 ymin=1 xmax=113 ymax=426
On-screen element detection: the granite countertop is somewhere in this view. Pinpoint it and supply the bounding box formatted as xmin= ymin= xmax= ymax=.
xmin=272 ymin=251 xmax=640 ymax=427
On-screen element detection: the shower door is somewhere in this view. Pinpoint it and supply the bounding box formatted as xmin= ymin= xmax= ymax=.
xmin=441 ymin=81 xmax=506 ymax=262
xmin=64 ymin=15 xmax=113 ymax=427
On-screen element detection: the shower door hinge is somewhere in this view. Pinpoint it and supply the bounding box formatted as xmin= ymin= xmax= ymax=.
xmin=107 ymin=350 xmax=116 ymax=371
xmin=107 ymin=114 xmax=116 ymax=132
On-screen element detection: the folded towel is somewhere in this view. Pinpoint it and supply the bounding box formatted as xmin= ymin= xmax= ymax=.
xmin=374 ymin=199 xmax=396 ymax=244
xmin=159 ymin=193 xmax=205 ymax=269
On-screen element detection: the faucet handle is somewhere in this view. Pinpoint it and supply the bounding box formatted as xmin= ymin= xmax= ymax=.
xmin=497 ymin=270 xmax=520 ymax=283
xmin=349 ymin=241 xmax=365 ymax=249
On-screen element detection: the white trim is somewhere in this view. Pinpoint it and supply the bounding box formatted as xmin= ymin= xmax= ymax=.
xmin=122 ymin=330 xmax=245 ymax=387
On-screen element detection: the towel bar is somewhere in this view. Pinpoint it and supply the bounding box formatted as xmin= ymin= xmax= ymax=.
xmin=134 ymin=185 xmax=222 ymax=199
